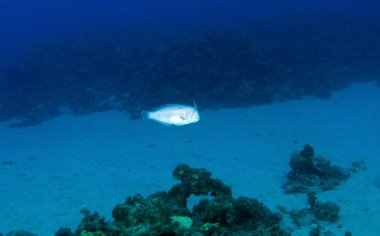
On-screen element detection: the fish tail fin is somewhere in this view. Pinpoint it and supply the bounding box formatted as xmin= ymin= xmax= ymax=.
xmin=141 ymin=111 xmax=151 ymax=120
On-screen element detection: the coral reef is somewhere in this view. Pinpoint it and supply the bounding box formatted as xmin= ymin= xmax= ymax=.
xmin=54 ymin=164 xmax=289 ymax=235
xmin=289 ymin=192 xmax=341 ymax=235
xmin=307 ymin=192 xmax=340 ymax=223
xmin=282 ymin=144 xmax=351 ymax=194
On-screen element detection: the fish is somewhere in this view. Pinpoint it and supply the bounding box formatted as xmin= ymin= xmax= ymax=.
xmin=142 ymin=101 xmax=200 ymax=126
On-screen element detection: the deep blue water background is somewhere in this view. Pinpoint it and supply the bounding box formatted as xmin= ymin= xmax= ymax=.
xmin=1 ymin=0 xmax=379 ymax=71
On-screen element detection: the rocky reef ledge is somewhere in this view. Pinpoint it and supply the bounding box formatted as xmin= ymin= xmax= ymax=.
xmin=0 ymin=28 xmax=365 ymax=127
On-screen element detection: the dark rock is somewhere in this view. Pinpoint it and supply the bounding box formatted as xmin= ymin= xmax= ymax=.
xmin=283 ymin=144 xmax=351 ymax=194
xmin=54 ymin=228 xmax=74 ymax=236
xmin=345 ymin=231 xmax=353 ymax=236
xmin=289 ymin=145 xmax=315 ymax=174
xmin=300 ymin=144 xmax=314 ymax=159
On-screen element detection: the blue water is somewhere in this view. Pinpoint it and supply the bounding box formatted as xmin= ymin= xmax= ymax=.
xmin=1 ymin=0 xmax=379 ymax=69
xmin=1 ymin=1 xmax=380 ymax=235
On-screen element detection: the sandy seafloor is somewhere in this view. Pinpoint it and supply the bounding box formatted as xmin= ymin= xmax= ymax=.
xmin=0 ymin=82 xmax=379 ymax=235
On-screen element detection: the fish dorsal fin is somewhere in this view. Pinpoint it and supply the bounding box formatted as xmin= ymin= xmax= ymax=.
xmin=193 ymin=100 xmax=197 ymax=110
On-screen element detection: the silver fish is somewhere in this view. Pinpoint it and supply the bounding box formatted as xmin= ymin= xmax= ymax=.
xmin=142 ymin=101 xmax=200 ymax=126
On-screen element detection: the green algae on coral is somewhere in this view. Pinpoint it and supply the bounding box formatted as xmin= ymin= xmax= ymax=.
xmin=170 ymin=215 xmax=193 ymax=229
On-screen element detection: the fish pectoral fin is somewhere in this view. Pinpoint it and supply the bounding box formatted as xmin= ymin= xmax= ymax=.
xmin=180 ymin=115 xmax=186 ymax=120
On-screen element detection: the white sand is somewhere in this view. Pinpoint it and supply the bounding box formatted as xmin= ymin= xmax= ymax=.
xmin=0 ymin=82 xmax=379 ymax=235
